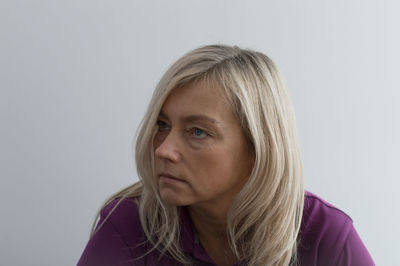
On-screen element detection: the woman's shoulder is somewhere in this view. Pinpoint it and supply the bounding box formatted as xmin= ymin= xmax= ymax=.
xmin=303 ymin=191 xmax=352 ymax=225
xmin=101 ymin=197 xmax=140 ymax=217
xmin=77 ymin=197 xmax=146 ymax=266
xmin=299 ymin=191 xmax=374 ymax=265
xmin=99 ymin=197 xmax=141 ymax=235
xmin=301 ymin=191 xmax=353 ymax=245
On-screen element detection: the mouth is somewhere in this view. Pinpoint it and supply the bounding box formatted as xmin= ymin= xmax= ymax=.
xmin=159 ymin=172 xmax=186 ymax=183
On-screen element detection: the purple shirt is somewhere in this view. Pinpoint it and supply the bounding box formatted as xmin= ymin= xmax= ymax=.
xmin=77 ymin=192 xmax=374 ymax=265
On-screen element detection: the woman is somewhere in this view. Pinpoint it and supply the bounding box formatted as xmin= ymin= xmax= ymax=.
xmin=77 ymin=45 xmax=374 ymax=265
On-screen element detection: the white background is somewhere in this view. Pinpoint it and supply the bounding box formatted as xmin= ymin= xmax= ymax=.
xmin=1 ymin=1 xmax=399 ymax=265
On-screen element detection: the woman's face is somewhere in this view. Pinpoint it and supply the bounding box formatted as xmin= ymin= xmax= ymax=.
xmin=153 ymin=79 xmax=254 ymax=208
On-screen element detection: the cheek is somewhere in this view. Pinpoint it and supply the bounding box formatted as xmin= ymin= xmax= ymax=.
xmin=190 ymin=148 xmax=237 ymax=187
xmin=204 ymin=144 xmax=253 ymax=186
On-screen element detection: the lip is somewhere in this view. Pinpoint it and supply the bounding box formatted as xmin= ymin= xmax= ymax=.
xmin=159 ymin=172 xmax=185 ymax=183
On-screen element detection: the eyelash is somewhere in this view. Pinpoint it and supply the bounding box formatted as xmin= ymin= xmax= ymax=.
xmin=156 ymin=120 xmax=209 ymax=139
xmin=189 ymin=127 xmax=208 ymax=139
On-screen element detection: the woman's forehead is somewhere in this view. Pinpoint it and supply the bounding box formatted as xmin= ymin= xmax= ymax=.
xmin=158 ymin=80 xmax=237 ymax=124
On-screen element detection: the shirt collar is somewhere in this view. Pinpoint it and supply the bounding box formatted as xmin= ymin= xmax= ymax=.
xmin=180 ymin=207 xmax=247 ymax=265
xmin=180 ymin=206 xmax=216 ymax=264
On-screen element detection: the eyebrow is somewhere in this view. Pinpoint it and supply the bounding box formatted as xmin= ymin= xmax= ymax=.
xmin=159 ymin=111 xmax=220 ymax=124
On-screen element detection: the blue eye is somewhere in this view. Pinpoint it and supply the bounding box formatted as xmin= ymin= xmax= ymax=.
xmin=156 ymin=120 xmax=169 ymax=131
xmin=192 ymin=128 xmax=207 ymax=138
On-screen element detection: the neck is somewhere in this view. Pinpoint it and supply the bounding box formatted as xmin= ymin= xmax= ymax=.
xmin=188 ymin=197 xmax=230 ymax=239
xmin=187 ymin=202 xmax=229 ymax=239
xmin=187 ymin=202 xmax=239 ymax=266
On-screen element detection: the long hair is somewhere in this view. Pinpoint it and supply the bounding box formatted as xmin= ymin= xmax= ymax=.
xmin=91 ymin=44 xmax=304 ymax=266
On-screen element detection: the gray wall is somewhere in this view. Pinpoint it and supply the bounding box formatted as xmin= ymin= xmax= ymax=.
xmin=1 ymin=1 xmax=399 ymax=265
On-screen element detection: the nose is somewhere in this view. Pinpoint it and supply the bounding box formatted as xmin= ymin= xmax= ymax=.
xmin=154 ymin=130 xmax=181 ymax=163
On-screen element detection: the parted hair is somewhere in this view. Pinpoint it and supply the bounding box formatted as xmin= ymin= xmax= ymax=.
xmin=91 ymin=44 xmax=305 ymax=266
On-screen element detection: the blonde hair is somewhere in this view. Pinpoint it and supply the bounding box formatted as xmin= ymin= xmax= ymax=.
xmin=91 ymin=44 xmax=304 ymax=266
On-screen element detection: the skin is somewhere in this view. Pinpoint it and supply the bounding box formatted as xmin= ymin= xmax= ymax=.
xmin=153 ymin=79 xmax=254 ymax=266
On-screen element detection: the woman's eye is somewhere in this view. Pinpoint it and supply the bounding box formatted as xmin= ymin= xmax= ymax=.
xmin=192 ymin=128 xmax=208 ymax=138
xmin=156 ymin=120 xmax=169 ymax=131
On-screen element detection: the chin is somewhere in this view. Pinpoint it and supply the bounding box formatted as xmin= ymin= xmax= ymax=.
xmin=159 ymin=189 xmax=188 ymax=206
